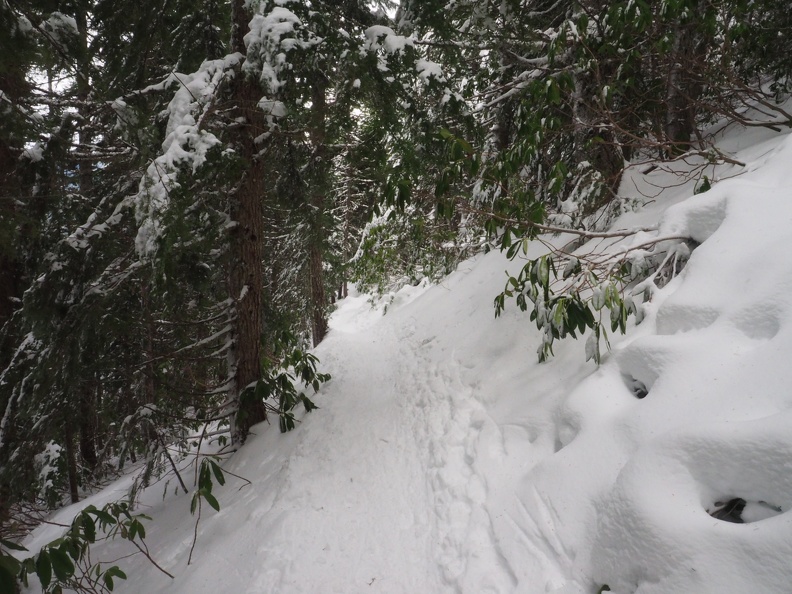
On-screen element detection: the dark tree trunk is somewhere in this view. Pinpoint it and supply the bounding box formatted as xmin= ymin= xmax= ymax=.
xmin=0 ymin=142 xmax=21 ymax=337
xmin=0 ymin=67 xmax=27 ymax=362
xmin=79 ymin=382 xmax=99 ymax=470
xmin=309 ymin=78 xmax=329 ymax=347
xmin=74 ymin=9 xmax=99 ymax=473
xmin=309 ymin=244 xmax=327 ymax=347
xmin=64 ymin=424 xmax=80 ymax=504
xmin=228 ymin=0 xmax=267 ymax=445
xmin=75 ymin=10 xmax=93 ymax=194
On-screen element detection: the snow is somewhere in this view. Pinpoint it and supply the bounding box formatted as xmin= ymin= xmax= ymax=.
xmin=133 ymin=57 xmax=237 ymax=257
xmin=20 ymin=143 xmax=44 ymax=162
xmin=416 ymin=58 xmax=445 ymax=83
xmin=363 ymin=25 xmax=414 ymax=54
xmin=42 ymin=12 xmax=78 ymax=41
xmin=244 ymin=6 xmax=319 ymax=94
xmin=18 ymin=124 xmax=792 ymax=593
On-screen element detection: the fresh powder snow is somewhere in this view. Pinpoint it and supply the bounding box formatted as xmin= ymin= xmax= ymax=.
xmin=17 ymin=123 xmax=792 ymax=593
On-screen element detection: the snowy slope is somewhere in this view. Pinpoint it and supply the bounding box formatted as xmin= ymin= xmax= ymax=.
xmin=19 ymin=125 xmax=792 ymax=594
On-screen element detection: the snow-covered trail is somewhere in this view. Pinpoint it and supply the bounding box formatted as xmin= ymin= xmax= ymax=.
xmin=161 ymin=311 xmax=448 ymax=593
xmin=226 ymin=252 xmax=589 ymax=594
xmin=237 ymin=322 xmax=442 ymax=593
xmin=394 ymin=319 xmax=526 ymax=592
xmin=311 ymin=254 xmax=596 ymax=594
xmin=394 ymin=334 xmax=579 ymax=593
xmin=254 ymin=280 xmax=554 ymax=593
xmin=19 ymin=122 xmax=792 ymax=594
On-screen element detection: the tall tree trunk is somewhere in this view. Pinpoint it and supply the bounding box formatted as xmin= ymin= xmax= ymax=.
xmin=228 ymin=0 xmax=267 ymax=446
xmin=75 ymin=8 xmax=99 ymax=472
xmin=0 ymin=142 xmax=21 ymax=340
xmin=74 ymin=9 xmax=93 ymax=194
xmin=308 ymin=78 xmax=329 ymax=347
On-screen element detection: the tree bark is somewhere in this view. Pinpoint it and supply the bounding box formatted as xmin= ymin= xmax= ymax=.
xmin=308 ymin=78 xmax=329 ymax=347
xmin=79 ymin=381 xmax=99 ymax=470
xmin=228 ymin=0 xmax=267 ymax=445
xmin=64 ymin=424 xmax=80 ymax=504
xmin=0 ymin=65 xmax=28 ymax=362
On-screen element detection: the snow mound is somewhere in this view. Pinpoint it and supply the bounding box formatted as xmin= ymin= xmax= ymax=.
xmin=535 ymin=132 xmax=792 ymax=593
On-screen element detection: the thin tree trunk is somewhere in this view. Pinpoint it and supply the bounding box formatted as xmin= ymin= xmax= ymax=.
xmin=79 ymin=380 xmax=98 ymax=470
xmin=64 ymin=424 xmax=80 ymax=504
xmin=309 ymin=78 xmax=329 ymax=347
xmin=141 ymin=282 xmax=157 ymax=408
xmin=309 ymin=244 xmax=327 ymax=346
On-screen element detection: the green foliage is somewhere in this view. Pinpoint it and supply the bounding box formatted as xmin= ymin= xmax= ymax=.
xmin=350 ymin=205 xmax=481 ymax=301
xmin=191 ymin=458 xmax=226 ymax=514
xmin=0 ymin=502 xmax=153 ymax=594
xmin=242 ymin=330 xmax=330 ymax=434
xmin=695 ymin=176 xmax=712 ymax=195
xmin=495 ymin=232 xmax=694 ymax=363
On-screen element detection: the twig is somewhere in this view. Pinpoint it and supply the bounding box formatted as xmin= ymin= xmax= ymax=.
xmin=155 ymin=432 xmax=189 ymax=494
xmin=129 ymin=538 xmax=175 ymax=579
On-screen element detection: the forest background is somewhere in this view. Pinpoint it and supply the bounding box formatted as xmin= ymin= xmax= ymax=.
xmin=1 ymin=0 xmax=790 ymax=591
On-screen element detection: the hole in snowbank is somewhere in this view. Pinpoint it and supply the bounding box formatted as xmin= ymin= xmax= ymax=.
xmin=651 ymin=238 xmax=698 ymax=290
xmin=615 ymin=341 xmax=672 ymax=396
xmin=622 ymin=375 xmax=648 ymax=399
xmin=707 ymin=498 xmax=783 ymax=523
xmin=553 ymin=421 xmax=579 ymax=452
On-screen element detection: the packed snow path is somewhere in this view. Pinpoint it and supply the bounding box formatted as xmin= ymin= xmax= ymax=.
xmin=269 ymin=260 xmax=597 ymax=594
xmin=229 ymin=277 xmax=579 ymax=594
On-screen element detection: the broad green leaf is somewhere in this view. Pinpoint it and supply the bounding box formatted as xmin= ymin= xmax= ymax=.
xmin=36 ymin=551 xmax=52 ymax=589
xmin=49 ymin=547 xmax=74 ymax=581
xmin=82 ymin=515 xmax=96 ymax=543
xmin=201 ymin=489 xmax=220 ymax=512
xmin=210 ymin=461 xmax=226 ymax=486
xmin=1 ymin=539 xmax=27 ymax=552
xmin=0 ymin=565 xmax=17 ymax=594
xmin=0 ymin=552 xmax=21 ymax=577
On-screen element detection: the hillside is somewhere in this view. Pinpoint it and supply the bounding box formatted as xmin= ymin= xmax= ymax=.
xmin=18 ymin=123 xmax=792 ymax=593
